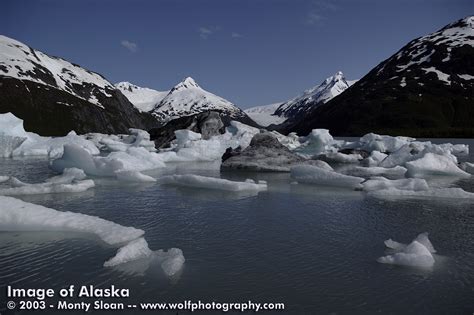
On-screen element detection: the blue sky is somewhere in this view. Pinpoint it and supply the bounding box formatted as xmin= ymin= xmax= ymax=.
xmin=2 ymin=0 xmax=471 ymax=108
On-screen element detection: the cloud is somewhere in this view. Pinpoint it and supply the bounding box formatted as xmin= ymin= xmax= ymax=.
xmin=120 ymin=40 xmax=138 ymax=53
xmin=231 ymin=32 xmax=243 ymax=39
xmin=305 ymin=0 xmax=338 ymax=26
xmin=198 ymin=26 xmax=221 ymax=39
xmin=198 ymin=27 xmax=213 ymax=39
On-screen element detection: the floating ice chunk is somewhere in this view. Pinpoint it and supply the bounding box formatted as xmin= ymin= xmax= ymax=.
xmin=368 ymin=187 xmax=474 ymax=199
xmin=362 ymin=177 xmax=429 ymax=192
xmin=361 ymin=151 xmax=388 ymax=166
xmin=0 ymin=112 xmax=28 ymax=137
xmin=358 ymin=133 xmax=414 ymax=153
xmin=175 ymin=130 xmax=202 ymax=147
xmin=0 ymin=176 xmax=9 ymax=183
xmin=116 ymin=171 xmax=156 ymax=183
xmin=160 ymin=174 xmax=267 ymax=192
xmin=319 ymin=152 xmax=362 ymax=164
xmin=406 ymin=153 xmax=470 ymax=178
xmin=51 ymin=144 xmax=123 ymax=176
xmin=290 ymin=165 xmax=364 ymax=189
xmin=0 ymin=135 xmax=27 ymax=158
xmin=377 ymin=240 xmax=435 ymax=268
xmin=156 ymin=248 xmax=186 ymax=277
xmin=0 ymin=168 xmax=94 ymax=196
xmin=298 ymin=129 xmax=334 ymax=155
xmin=0 ymin=196 xmax=144 ymax=245
xmin=460 ymin=162 xmax=474 ymax=175
xmin=104 ymin=238 xmax=153 ymax=267
xmin=341 ymin=166 xmax=407 ymax=178
xmin=51 ymin=145 xmax=165 ymax=177
xmin=378 ymin=233 xmax=436 ymax=268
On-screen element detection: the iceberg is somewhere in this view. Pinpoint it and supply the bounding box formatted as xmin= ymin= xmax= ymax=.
xmin=460 ymin=162 xmax=474 ymax=175
xmin=368 ymin=187 xmax=474 ymax=199
xmin=362 ymin=177 xmax=429 ymax=192
xmin=160 ymin=174 xmax=267 ymax=192
xmin=405 ymin=153 xmax=470 ymax=178
xmin=0 ymin=168 xmax=95 ymax=196
xmin=377 ymin=233 xmax=436 ymax=268
xmin=0 ymin=196 xmax=184 ymax=275
xmin=341 ymin=166 xmax=407 ymax=178
xmin=0 ymin=195 xmax=143 ymax=245
xmin=290 ymin=165 xmax=364 ymax=189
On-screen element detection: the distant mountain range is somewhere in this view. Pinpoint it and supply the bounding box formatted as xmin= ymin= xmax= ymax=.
xmin=244 ymin=71 xmax=356 ymax=127
xmin=0 ymin=35 xmax=155 ymax=136
xmin=1 ymin=15 xmax=472 ymax=138
xmin=285 ymin=16 xmax=474 ymax=137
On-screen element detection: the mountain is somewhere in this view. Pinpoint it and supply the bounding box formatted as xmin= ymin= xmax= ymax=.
xmin=115 ymin=81 xmax=168 ymax=113
xmin=0 ymin=35 xmax=155 ymax=136
xmin=244 ymin=102 xmax=286 ymax=127
xmin=150 ymin=77 xmax=256 ymax=126
xmin=275 ymin=71 xmax=356 ymax=119
xmin=287 ymin=16 xmax=474 ymax=137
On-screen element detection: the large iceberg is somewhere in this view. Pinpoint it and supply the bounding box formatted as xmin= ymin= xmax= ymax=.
xmin=0 ymin=196 xmax=184 ymax=275
xmin=377 ymin=233 xmax=436 ymax=268
xmin=290 ymin=165 xmax=364 ymax=189
xmin=160 ymin=174 xmax=267 ymax=192
xmin=405 ymin=153 xmax=470 ymax=178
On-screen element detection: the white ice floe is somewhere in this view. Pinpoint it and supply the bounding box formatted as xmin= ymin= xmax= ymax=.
xmin=0 ymin=195 xmax=143 ymax=245
xmin=361 ymin=151 xmax=388 ymax=167
xmin=0 ymin=168 xmax=95 ymax=196
xmin=160 ymin=174 xmax=267 ymax=192
xmin=0 ymin=113 xmax=99 ymax=158
xmin=377 ymin=233 xmax=436 ymax=268
xmin=405 ymin=153 xmax=470 ymax=178
xmin=85 ymin=129 xmax=156 ymax=153
xmin=362 ymin=177 xmax=429 ymax=192
xmin=0 ymin=196 xmax=184 ymax=275
xmin=115 ymin=171 xmax=156 ymax=183
xmin=341 ymin=166 xmax=407 ymax=178
xmin=319 ymin=152 xmax=362 ymax=164
xmin=290 ymin=165 xmax=364 ymax=189
xmin=298 ymin=129 xmax=334 ymax=155
xmin=368 ymin=187 xmax=474 ymax=200
xmin=51 ymin=144 xmax=165 ymax=177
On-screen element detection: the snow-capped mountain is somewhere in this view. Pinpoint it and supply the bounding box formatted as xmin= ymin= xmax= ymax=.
xmin=151 ymin=77 xmax=254 ymax=125
xmin=115 ymin=82 xmax=168 ymax=112
xmin=0 ymin=35 xmax=155 ymax=135
xmin=274 ymin=71 xmax=356 ymax=119
xmin=288 ymin=16 xmax=474 ymax=137
xmin=244 ymin=103 xmax=286 ymax=127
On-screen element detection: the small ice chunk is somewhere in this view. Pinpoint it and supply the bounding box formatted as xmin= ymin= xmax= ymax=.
xmin=160 ymin=174 xmax=267 ymax=192
xmin=155 ymin=248 xmax=186 ymax=277
xmin=377 ymin=240 xmax=435 ymax=268
xmin=0 ymin=168 xmax=94 ymax=196
xmin=368 ymin=187 xmax=474 ymax=199
xmin=116 ymin=171 xmax=156 ymax=183
xmin=319 ymin=152 xmax=362 ymax=164
xmin=362 ymin=177 xmax=429 ymax=192
xmin=406 ymin=153 xmax=470 ymax=178
xmin=290 ymin=165 xmax=364 ymax=189
xmin=104 ymin=238 xmax=153 ymax=267
xmin=342 ymin=166 xmax=407 ymax=178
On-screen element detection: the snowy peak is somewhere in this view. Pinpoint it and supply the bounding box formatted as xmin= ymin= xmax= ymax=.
xmin=115 ymin=81 xmax=168 ymax=113
xmin=0 ymin=35 xmax=115 ymax=108
xmin=150 ymin=77 xmax=249 ymax=124
xmin=171 ymin=77 xmax=201 ymax=92
xmin=274 ymin=71 xmax=355 ymax=118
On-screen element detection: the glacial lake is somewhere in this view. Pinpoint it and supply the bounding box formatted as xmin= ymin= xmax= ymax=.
xmin=1 ymin=138 xmax=474 ymax=314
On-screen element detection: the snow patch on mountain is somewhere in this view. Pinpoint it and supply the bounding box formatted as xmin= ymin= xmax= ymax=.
xmin=115 ymin=82 xmax=168 ymax=112
xmin=244 ymin=102 xmax=286 ymax=126
xmin=0 ymin=35 xmax=115 ymax=108
xmin=150 ymin=77 xmax=246 ymax=124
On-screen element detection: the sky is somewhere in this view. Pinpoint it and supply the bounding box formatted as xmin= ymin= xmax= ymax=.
xmin=2 ymin=0 xmax=472 ymax=108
